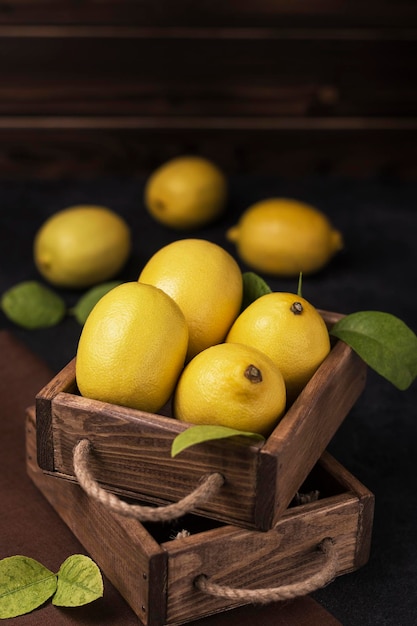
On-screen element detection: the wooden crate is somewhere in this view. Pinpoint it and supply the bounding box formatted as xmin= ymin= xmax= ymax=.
xmin=26 ymin=406 xmax=374 ymax=626
xmin=35 ymin=310 xmax=367 ymax=531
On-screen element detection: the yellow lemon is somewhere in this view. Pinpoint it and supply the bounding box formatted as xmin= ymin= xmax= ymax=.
xmin=34 ymin=205 xmax=131 ymax=288
xmin=75 ymin=282 xmax=188 ymax=413
xmin=138 ymin=239 xmax=243 ymax=360
xmin=174 ymin=342 xmax=286 ymax=435
xmin=144 ymin=156 xmax=227 ymax=229
xmin=227 ymin=198 xmax=343 ymax=276
xmin=226 ymin=292 xmax=331 ymax=404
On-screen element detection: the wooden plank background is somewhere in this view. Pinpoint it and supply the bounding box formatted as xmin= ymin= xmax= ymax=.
xmin=0 ymin=1 xmax=416 ymax=178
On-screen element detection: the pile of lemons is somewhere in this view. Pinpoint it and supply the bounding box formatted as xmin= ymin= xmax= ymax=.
xmin=31 ymin=156 xmax=338 ymax=437
xmin=75 ymin=238 xmax=331 ymax=437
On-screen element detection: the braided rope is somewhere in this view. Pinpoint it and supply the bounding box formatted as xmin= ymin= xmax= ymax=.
xmin=73 ymin=438 xmax=224 ymax=522
xmin=194 ymin=537 xmax=337 ymax=603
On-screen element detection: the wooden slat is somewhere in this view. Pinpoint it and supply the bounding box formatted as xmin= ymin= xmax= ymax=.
xmin=35 ymin=357 xmax=78 ymax=471
xmin=2 ymin=1 xmax=417 ymax=28
xmin=0 ymin=22 xmax=414 ymax=122
xmin=0 ymin=36 xmax=415 ymax=117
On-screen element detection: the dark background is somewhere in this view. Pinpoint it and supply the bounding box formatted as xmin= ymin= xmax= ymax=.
xmin=1 ymin=3 xmax=417 ymax=625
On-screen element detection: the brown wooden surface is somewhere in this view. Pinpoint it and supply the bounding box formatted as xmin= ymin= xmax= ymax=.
xmin=0 ymin=2 xmax=415 ymax=179
xmin=27 ymin=403 xmax=372 ymax=624
xmin=1 ymin=1 xmax=416 ymax=27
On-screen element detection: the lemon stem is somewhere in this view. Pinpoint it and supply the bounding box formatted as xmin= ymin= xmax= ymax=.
xmin=244 ymin=364 xmax=263 ymax=383
xmin=290 ymin=301 xmax=303 ymax=315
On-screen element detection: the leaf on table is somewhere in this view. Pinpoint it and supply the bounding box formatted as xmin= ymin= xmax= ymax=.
xmin=71 ymin=281 xmax=122 ymax=324
xmin=241 ymin=272 xmax=272 ymax=311
xmin=1 ymin=281 xmax=66 ymax=329
xmin=171 ymin=424 xmax=265 ymax=457
xmin=52 ymin=555 xmax=103 ymax=607
xmin=330 ymin=310 xmax=417 ymax=390
xmin=0 ymin=555 xmax=57 ymax=619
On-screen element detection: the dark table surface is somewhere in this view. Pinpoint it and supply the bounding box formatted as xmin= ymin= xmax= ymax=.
xmin=1 ymin=174 xmax=416 ymax=625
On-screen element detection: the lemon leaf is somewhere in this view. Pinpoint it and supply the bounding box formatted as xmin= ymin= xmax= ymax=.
xmin=171 ymin=425 xmax=264 ymax=457
xmin=0 ymin=556 xmax=57 ymax=618
xmin=71 ymin=281 xmax=122 ymax=325
xmin=241 ymin=272 xmax=272 ymax=311
xmin=52 ymin=555 xmax=103 ymax=607
xmin=330 ymin=311 xmax=417 ymax=390
xmin=1 ymin=281 xmax=66 ymax=329
xmin=297 ymin=272 xmax=303 ymax=297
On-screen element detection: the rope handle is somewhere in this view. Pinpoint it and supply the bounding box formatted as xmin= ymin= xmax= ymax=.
xmin=72 ymin=438 xmax=224 ymax=522
xmin=194 ymin=538 xmax=337 ymax=603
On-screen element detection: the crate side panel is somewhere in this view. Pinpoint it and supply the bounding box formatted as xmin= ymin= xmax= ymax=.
xmin=264 ymin=341 xmax=367 ymax=525
xmin=164 ymin=496 xmax=362 ymax=624
xmin=51 ymin=392 xmax=261 ymax=527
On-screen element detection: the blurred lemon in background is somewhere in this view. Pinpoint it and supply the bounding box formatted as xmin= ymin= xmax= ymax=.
xmin=139 ymin=238 xmax=242 ymax=360
xmin=227 ymin=198 xmax=343 ymax=276
xmin=174 ymin=342 xmax=286 ymax=435
xmin=76 ymin=282 xmax=188 ymax=413
xmin=226 ymin=291 xmax=331 ymax=403
xmin=34 ymin=205 xmax=131 ymax=288
xmin=144 ymin=156 xmax=227 ymax=229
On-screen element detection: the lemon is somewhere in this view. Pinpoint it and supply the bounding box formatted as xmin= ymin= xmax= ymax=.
xmin=226 ymin=292 xmax=331 ymax=403
xmin=34 ymin=205 xmax=131 ymax=288
xmin=144 ymin=156 xmax=227 ymax=229
xmin=227 ymin=198 xmax=343 ymax=276
xmin=75 ymin=282 xmax=188 ymax=413
xmin=174 ymin=342 xmax=286 ymax=435
xmin=139 ymin=239 xmax=243 ymax=360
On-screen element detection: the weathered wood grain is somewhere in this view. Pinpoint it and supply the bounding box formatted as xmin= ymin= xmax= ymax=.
xmin=35 ymin=357 xmax=78 ymax=471
xmin=51 ymin=390 xmax=262 ymax=527
xmin=164 ymin=494 xmax=362 ymax=624
xmin=263 ymin=339 xmax=367 ymax=528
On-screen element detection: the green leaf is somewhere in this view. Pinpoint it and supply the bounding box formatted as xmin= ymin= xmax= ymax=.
xmin=241 ymin=272 xmax=272 ymax=311
xmin=171 ymin=425 xmax=265 ymax=457
xmin=0 ymin=556 xmax=57 ymax=618
xmin=1 ymin=281 xmax=66 ymax=329
xmin=297 ymin=272 xmax=303 ymax=297
xmin=330 ymin=311 xmax=417 ymax=390
xmin=71 ymin=281 xmax=122 ymax=325
xmin=52 ymin=555 xmax=103 ymax=607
